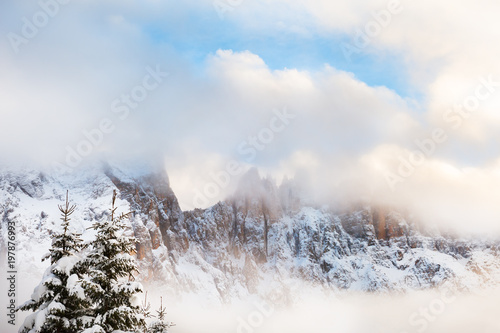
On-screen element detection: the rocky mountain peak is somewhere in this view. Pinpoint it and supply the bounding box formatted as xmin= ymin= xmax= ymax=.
xmin=2 ymin=164 xmax=500 ymax=303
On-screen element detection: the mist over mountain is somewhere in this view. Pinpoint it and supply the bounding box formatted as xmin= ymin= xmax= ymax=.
xmin=2 ymin=162 xmax=499 ymax=298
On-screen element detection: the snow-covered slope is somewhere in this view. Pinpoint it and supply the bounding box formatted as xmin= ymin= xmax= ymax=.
xmin=1 ymin=164 xmax=500 ymax=305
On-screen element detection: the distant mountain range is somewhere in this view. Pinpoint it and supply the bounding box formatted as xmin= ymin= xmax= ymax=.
xmin=1 ymin=163 xmax=500 ymax=304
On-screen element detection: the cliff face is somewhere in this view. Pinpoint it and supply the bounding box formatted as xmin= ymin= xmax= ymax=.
xmin=1 ymin=164 xmax=500 ymax=303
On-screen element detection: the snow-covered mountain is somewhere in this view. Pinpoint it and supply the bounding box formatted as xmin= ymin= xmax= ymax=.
xmin=1 ymin=163 xmax=500 ymax=305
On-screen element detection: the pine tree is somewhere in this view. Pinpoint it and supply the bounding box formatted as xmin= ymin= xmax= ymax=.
xmin=82 ymin=190 xmax=145 ymax=333
xmin=18 ymin=191 xmax=91 ymax=333
xmin=139 ymin=292 xmax=152 ymax=322
xmin=147 ymin=297 xmax=175 ymax=333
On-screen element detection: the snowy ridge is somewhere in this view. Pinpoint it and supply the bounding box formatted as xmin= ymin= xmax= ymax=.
xmin=1 ymin=164 xmax=500 ymax=306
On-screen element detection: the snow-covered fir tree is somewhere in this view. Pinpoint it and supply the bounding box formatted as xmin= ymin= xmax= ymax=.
xmin=18 ymin=191 xmax=91 ymax=333
xmin=82 ymin=190 xmax=145 ymax=333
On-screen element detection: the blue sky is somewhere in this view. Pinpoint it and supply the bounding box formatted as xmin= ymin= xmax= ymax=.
xmin=143 ymin=11 xmax=417 ymax=100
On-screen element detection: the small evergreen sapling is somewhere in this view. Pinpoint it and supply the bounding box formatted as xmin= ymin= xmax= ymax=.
xmin=147 ymin=297 xmax=175 ymax=333
xmin=139 ymin=291 xmax=152 ymax=322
